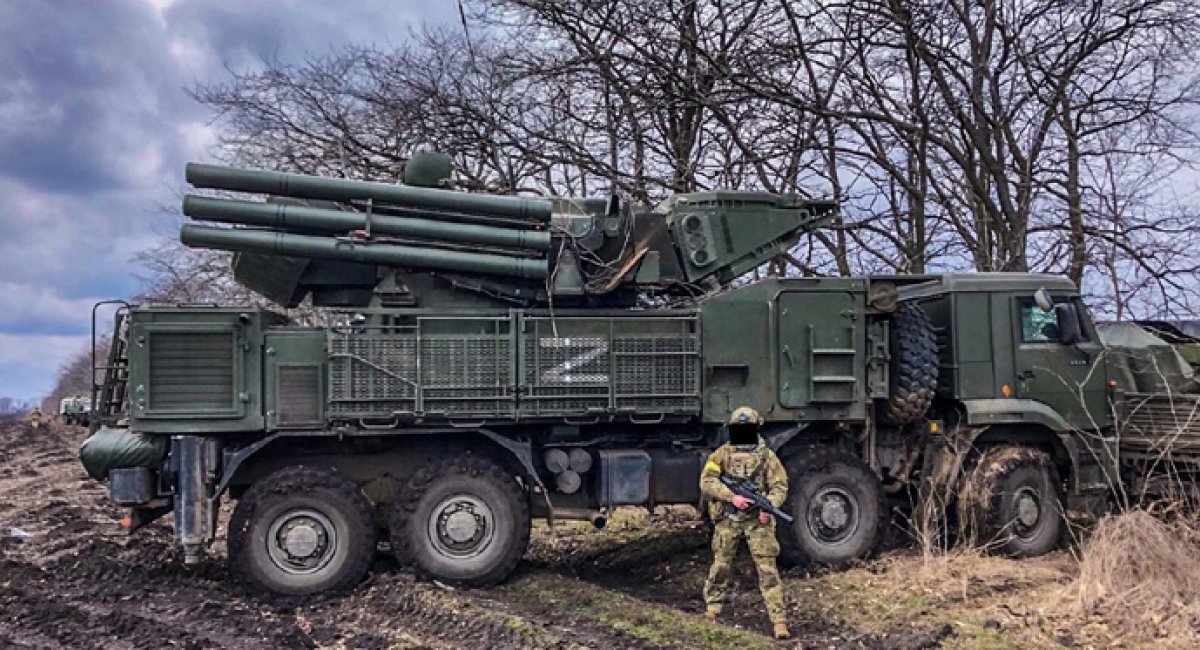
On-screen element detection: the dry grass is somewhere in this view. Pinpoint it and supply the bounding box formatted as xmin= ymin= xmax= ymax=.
xmin=1064 ymin=509 xmax=1200 ymax=642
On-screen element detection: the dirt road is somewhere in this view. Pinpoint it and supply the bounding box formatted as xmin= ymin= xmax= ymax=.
xmin=0 ymin=420 xmax=1077 ymax=648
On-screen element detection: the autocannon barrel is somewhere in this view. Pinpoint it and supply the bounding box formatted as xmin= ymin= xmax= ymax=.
xmin=186 ymin=163 xmax=553 ymax=222
xmin=182 ymin=195 xmax=553 ymax=252
xmin=180 ymin=224 xmax=549 ymax=280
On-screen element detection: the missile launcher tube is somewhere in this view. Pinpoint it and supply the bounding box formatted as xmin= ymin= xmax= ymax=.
xmin=180 ymin=224 xmax=548 ymax=280
xmin=183 ymin=195 xmax=552 ymax=252
xmin=186 ymin=163 xmax=553 ymax=222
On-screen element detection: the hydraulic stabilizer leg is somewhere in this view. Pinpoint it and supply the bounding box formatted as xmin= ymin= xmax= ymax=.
xmin=172 ymin=435 xmax=220 ymax=564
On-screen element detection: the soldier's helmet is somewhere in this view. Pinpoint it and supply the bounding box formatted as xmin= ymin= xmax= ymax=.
xmin=728 ymin=406 xmax=763 ymax=427
xmin=728 ymin=406 xmax=762 ymax=446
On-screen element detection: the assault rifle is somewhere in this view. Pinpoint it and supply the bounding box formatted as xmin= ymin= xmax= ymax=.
xmin=719 ymin=475 xmax=795 ymax=523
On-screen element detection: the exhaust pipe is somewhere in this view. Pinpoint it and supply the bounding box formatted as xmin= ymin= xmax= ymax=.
xmin=550 ymin=508 xmax=607 ymax=529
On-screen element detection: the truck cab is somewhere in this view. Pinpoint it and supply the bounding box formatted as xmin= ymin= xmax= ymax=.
xmin=899 ymin=273 xmax=1110 ymax=434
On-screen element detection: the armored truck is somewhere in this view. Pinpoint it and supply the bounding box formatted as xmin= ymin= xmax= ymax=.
xmin=80 ymin=156 xmax=1200 ymax=595
xmin=60 ymin=395 xmax=90 ymax=426
xmin=58 ymin=397 xmax=77 ymax=424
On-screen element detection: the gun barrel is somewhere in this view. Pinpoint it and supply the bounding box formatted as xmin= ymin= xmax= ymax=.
xmin=180 ymin=224 xmax=548 ymax=280
xmin=186 ymin=163 xmax=553 ymax=222
xmin=183 ymin=195 xmax=552 ymax=252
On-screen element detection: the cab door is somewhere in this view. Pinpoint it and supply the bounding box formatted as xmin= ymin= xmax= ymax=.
xmin=1011 ymin=296 xmax=1109 ymax=429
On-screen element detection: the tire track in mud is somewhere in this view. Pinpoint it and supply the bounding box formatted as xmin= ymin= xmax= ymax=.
xmin=0 ymin=422 xmax=658 ymax=649
xmin=0 ymin=423 xmax=302 ymax=649
xmin=0 ymin=421 xmax=900 ymax=649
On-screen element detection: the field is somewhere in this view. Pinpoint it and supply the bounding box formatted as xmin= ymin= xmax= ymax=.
xmin=1 ymin=418 xmax=1195 ymax=649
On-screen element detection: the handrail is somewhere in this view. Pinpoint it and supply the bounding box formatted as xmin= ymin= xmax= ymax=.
xmin=90 ymin=300 xmax=131 ymax=434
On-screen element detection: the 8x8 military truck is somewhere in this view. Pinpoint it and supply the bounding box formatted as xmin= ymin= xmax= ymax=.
xmin=80 ymin=155 xmax=1200 ymax=595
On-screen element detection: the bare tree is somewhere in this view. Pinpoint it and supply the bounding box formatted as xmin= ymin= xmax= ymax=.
xmin=159 ymin=0 xmax=1200 ymax=315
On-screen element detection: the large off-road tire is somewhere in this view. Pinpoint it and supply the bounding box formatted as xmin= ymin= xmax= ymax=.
xmin=881 ymin=303 xmax=939 ymax=425
xmin=778 ymin=450 xmax=889 ymax=567
xmin=228 ymin=465 xmax=376 ymax=596
xmin=389 ymin=456 xmax=530 ymax=587
xmin=957 ymin=447 xmax=1063 ymax=558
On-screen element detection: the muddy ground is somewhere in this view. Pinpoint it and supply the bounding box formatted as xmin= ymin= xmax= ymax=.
xmin=0 ymin=419 xmax=1151 ymax=648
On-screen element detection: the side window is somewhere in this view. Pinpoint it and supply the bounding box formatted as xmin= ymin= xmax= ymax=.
xmin=1018 ymin=296 xmax=1091 ymax=344
xmin=1019 ymin=299 xmax=1059 ymax=343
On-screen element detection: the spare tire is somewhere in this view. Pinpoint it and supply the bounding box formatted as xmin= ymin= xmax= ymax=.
xmin=881 ymin=303 xmax=938 ymax=425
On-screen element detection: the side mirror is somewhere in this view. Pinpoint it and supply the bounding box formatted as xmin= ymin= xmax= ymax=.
xmin=1034 ymin=287 xmax=1054 ymax=312
xmin=1054 ymin=303 xmax=1082 ymax=345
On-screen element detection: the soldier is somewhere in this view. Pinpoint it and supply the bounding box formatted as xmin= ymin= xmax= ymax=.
xmin=29 ymin=407 xmax=42 ymax=430
xmin=700 ymin=406 xmax=791 ymax=640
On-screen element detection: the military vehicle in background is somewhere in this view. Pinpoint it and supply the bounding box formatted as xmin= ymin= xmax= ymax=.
xmin=79 ymin=153 xmax=1200 ymax=596
xmin=59 ymin=395 xmax=90 ymax=426
xmin=58 ymin=397 xmax=75 ymax=424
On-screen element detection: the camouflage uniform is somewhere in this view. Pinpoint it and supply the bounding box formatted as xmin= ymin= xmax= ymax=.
xmin=29 ymin=408 xmax=41 ymax=430
xmin=700 ymin=440 xmax=789 ymax=625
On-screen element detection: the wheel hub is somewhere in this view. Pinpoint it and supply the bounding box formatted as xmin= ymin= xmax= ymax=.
xmin=429 ymin=494 xmax=495 ymax=559
xmin=266 ymin=509 xmax=337 ymax=574
xmin=1014 ymin=488 xmax=1042 ymax=531
xmin=282 ymin=523 xmax=321 ymax=558
xmin=820 ymin=497 xmax=850 ymax=530
xmin=807 ymin=487 xmax=859 ymax=544
xmin=444 ymin=510 xmax=481 ymax=544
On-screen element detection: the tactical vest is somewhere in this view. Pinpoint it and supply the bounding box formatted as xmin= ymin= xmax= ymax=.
xmin=725 ymin=444 xmax=769 ymax=483
xmin=714 ymin=443 xmax=770 ymax=521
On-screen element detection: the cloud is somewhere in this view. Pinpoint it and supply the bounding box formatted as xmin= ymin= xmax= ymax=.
xmin=0 ymin=333 xmax=91 ymax=400
xmin=0 ymin=283 xmax=102 ymax=336
xmin=0 ymin=0 xmax=458 ymax=400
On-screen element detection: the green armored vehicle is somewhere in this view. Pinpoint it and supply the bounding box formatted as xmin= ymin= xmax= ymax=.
xmin=81 ymin=155 xmax=1200 ymax=595
xmin=60 ymin=395 xmax=90 ymax=426
xmin=59 ymin=397 xmax=77 ymax=424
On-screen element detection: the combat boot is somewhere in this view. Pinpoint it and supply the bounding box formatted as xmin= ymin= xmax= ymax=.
xmin=772 ymin=622 xmax=791 ymax=640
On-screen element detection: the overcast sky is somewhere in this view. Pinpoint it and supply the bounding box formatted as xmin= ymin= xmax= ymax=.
xmin=0 ymin=0 xmax=457 ymax=401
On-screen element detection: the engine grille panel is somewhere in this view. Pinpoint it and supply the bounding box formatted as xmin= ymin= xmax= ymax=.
xmin=1121 ymin=392 xmax=1200 ymax=458
xmin=277 ymin=365 xmax=322 ymax=426
xmin=148 ymin=332 xmax=234 ymax=411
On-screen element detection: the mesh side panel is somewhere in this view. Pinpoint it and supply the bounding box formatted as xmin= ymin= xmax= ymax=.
xmin=521 ymin=335 xmax=609 ymax=414
xmin=327 ymin=329 xmax=513 ymax=418
xmin=327 ymin=315 xmax=700 ymax=420
xmin=277 ymin=365 xmax=321 ymax=426
xmin=519 ymin=318 xmax=701 ymax=416
xmin=328 ymin=335 xmax=418 ymax=416
xmin=149 ymin=332 xmax=233 ymax=411
xmin=421 ymin=336 xmax=511 ymax=414
xmin=613 ymin=335 xmax=699 ymax=411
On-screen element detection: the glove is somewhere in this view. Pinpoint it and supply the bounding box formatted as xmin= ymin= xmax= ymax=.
xmin=759 ymin=511 xmax=772 ymax=524
xmin=730 ymin=495 xmax=751 ymax=510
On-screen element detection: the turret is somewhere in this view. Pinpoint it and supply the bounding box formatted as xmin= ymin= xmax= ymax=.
xmin=179 ymin=156 xmax=836 ymax=308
